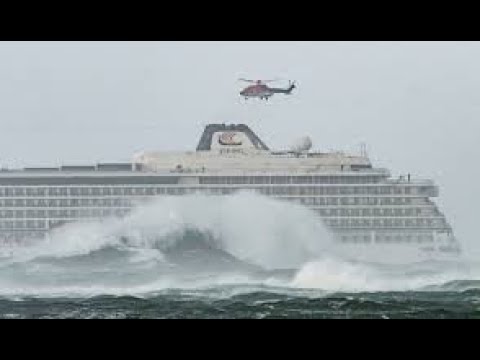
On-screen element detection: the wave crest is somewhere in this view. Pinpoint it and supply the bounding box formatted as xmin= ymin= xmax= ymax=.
xmin=0 ymin=192 xmax=478 ymax=298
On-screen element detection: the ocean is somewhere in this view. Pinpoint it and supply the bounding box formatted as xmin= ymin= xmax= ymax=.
xmin=0 ymin=193 xmax=478 ymax=319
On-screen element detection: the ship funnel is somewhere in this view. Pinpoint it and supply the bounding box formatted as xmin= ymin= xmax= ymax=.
xmin=196 ymin=124 xmax=269 ymax=151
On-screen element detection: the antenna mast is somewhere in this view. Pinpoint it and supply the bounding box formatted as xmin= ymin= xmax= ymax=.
xmin=360 ymin=142 xmax=368 ymax=158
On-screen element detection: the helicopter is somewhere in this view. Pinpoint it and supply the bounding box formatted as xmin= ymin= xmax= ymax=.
xmin=239 ymin=78 xmax=296 ymax=100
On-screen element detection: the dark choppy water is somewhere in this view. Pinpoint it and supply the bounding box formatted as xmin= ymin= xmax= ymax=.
xmin=2 ymin=286 xmax=480 ymax=319
xmin=0 ymin=194 xmax=478 ymax=319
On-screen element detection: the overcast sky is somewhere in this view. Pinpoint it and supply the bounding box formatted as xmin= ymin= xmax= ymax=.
xmin=0 ymin=41 xmax=478 ymax=256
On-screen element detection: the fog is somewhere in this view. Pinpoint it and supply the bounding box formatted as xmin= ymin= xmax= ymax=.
xmin=0 ymin=41 xmax=478 ymax=257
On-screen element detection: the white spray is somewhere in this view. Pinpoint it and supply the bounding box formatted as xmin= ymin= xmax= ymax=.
xmin=0 ymin=192 xmax=478 ymax=297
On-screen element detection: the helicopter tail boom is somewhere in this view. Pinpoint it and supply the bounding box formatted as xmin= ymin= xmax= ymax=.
xmin=268 ymin=81 xmax=296 ymax=94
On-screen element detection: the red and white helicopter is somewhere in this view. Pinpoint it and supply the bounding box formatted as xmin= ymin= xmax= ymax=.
xmin=239 ymin=78 xmax=296 ymax=100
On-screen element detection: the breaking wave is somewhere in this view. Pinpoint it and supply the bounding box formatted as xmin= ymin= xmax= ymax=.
xmin=0 ymin=192 xmax=479 ymax=299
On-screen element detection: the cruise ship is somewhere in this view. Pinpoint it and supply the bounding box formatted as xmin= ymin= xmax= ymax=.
xmin=0 ymin=123 xmax=461 ymax=264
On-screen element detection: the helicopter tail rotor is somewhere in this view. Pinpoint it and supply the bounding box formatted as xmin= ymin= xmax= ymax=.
xmin=286 ymin=80 xmax=296 ymax=94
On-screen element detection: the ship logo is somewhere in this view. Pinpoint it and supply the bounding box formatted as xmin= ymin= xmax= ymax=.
xmin=218 ymin=132 xmax=242 ymax=146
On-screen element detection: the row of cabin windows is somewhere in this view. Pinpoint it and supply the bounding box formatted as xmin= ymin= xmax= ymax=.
xmin=376 ymin=234 xmax=434 ymax=243
xmin=0 ymin=187 xmax=205 ymax=197
xmin=341 ymin=235 xmax=372 ymax=243
xmin=0 ymin=231 xmax=45 ymax=243
xmin=0 ymin=198 xmax=133 ymax=208
xmin=260 ymin=186 xmax=416 ymax=196
xmin=0 ymin=220 xmax=46 ymax=229
xmin=297 ymin=197 xmax=416 ymax=206
xmin=339 ymin=234 xmax=435 ymax=243
xmin=0 ymin=187 xmax=158 ymax=197
xmin=201 ymin=186 xmax=420 ymax=197
xmin=316 ymin=208 xmax=425 ymax=217
xmin=0 ymin=184 xmax=422 ymax=198
xmin=0 ymin=208 xmax=130 ymax=219
xmin=298 ymin=197 xmax=425 ymax=206
xmin=199 ymin=175 xmax=383 ymax=185
xmin=325 ymin=218 xmax=444 ymax=228
xmin=0 ymin=220 xmax=445 ymax=231
xmin=0 ymin=196 xmax=427 ymax=209
xmin=0 ymin=206 xmax=436 ymax=219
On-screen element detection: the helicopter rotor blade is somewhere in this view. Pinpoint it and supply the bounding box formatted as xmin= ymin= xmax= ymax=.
xmin=238 ymin=78 xmax=283 ymax=84
xmin=238 ymin=78 xmax=257 ymax=83
xmin=262 ymin=78 xmax=283 ymax=83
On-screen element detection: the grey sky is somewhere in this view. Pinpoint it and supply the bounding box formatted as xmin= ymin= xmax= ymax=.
xmin=0 ymin=41 xmax=478 ymax=256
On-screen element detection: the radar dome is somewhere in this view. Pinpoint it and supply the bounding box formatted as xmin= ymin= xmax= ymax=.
xmin=290 ymin=136 xmax=312 ymax=152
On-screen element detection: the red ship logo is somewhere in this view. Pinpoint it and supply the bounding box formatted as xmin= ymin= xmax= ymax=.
xmin=219 ymin=132 xmax=242 ymax=146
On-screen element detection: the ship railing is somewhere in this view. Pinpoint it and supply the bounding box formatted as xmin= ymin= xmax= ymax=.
xmin=385 ymin=178 xmax=435 ymax=185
